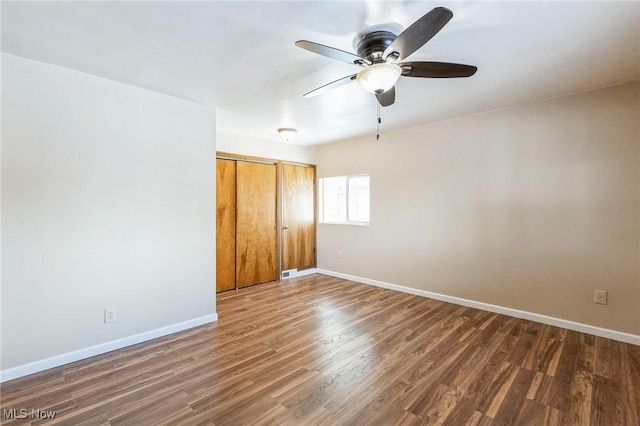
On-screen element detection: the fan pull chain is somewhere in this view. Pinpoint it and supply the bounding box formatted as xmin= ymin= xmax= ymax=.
xmin=376 ymin=101 xmax=381 ymax=141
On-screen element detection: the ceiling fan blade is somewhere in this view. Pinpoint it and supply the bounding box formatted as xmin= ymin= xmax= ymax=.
xmin=401 ymin=61 xmax=477 ymax=78
xmin=375 ymin=86 xmax=395 ymax=107
xmin=384 ymin=7 xmax=453 ymax=62
xmin=296 ymin=40 xmax=366 ymax=65
xmin=303 ymin=74 xmax=357 ymax=98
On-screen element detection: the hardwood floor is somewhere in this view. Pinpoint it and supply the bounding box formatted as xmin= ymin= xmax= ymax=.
xmin=1 ymin=274 xmax=638 ymax=425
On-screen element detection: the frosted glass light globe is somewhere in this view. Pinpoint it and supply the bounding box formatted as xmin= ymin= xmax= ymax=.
xmin=356 ymin=63 xmax=402 ymax=94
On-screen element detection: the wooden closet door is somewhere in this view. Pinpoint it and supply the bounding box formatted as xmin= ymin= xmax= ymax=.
xmin=282 ymin=164 xmax=316 ymax=271
xmin=216 ymin=159 xmax=236 ymax=292
xmin=236 ymin=162 xmax=278 ymax=287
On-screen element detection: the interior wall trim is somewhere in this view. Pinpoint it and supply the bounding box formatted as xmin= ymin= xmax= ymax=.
xmin=215 ymin=151 xmax=316 ymax=169
xmin=0 ymin=314 xmax=218 ymax=383
xmin=316 ymin=269 xmax=640 ymax=346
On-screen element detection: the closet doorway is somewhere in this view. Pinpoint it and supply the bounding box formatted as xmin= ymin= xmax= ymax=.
xmin=216 ymin=155 xmax=316 ymax=292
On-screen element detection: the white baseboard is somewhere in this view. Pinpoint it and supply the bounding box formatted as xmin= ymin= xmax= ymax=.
xmin=4 ymin=269 xmax=636 ymax=383
xmin=316 ymin=269 xmax=640 ymax=346
xmin=0 ymin=313 xmax=218 ymax=383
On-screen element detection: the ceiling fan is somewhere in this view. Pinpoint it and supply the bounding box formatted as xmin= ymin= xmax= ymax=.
xmin=296 ymin=7 xmax=477 ymax=107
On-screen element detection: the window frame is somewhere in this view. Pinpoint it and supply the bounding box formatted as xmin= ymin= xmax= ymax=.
xmin=318 ymin=173 xmax=370 ymax=226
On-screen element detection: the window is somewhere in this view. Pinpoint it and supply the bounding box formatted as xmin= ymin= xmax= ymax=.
xmin=319 ymin=174 xmax=370 ymax=225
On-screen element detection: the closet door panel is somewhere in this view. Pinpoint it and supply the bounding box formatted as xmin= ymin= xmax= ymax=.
xmin=282 ymin=164 xmax=316 ymax=270
xmin=216 ymin=159 xmax=236 ymax=293
xmin=236 ymin=162 xmax=278 ymax=287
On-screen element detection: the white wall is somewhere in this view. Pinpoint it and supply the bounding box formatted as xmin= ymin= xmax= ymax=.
xmin=1 ymin=54 xmax=217 ymax=374
xmin=316 ymin=82 xmax=640 ymax=336
xmin=217 ymin=130 xmax=316 ymax=164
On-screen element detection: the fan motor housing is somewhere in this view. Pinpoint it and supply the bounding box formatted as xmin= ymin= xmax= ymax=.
xmin=354 ymin=30 xmax=397 ymax=62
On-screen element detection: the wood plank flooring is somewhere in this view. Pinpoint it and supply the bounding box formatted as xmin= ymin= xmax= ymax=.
xmin=1 ymin=274 xmax=638 ymax=425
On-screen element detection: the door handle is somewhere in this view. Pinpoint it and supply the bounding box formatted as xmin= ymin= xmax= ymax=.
xmin=282 ymin=226 xmax=289 ymax=230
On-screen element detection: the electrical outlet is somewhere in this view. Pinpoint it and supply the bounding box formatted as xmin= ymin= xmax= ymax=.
xmin=336 ymin=250 xmax=342 ymax=259
xmin=104 ymin=308 xmax=117 ymax=323
xmin=594 ymin=290 xmax=607 ymax=305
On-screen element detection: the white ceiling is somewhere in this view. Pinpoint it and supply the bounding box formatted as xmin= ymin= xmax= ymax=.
xmin=2 ymin=1 xmax=639 ymax=146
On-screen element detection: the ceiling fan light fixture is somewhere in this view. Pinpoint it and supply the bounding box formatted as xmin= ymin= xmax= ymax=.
xmin=356 ymin=63 xmax=402 ymax=94
xmin=278 ymin=127 xmax=297 ymax=142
